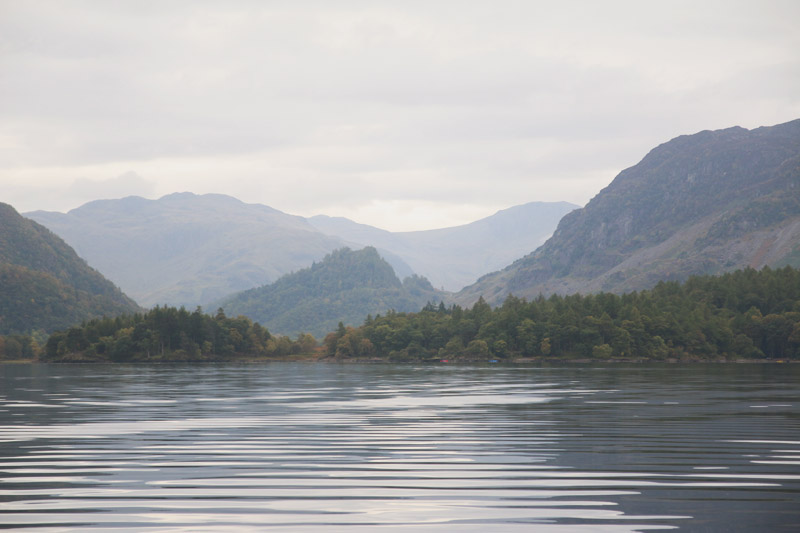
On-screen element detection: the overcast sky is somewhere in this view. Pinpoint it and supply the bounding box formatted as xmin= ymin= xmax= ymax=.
xmin=2 ymin=1 xmax=799 ymax=231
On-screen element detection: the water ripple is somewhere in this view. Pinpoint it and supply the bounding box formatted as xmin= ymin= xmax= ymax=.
xmin=1 ymin=363 xmax=799 ymax=531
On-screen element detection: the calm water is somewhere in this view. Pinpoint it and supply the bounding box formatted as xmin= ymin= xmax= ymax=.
xmin=0 ymin=363 xmax=798 ymax=532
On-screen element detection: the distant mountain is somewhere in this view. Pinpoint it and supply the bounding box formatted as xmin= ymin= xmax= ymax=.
xmin=26 ymin=193 xmax=396 ymax=308
xmin=309 ymin=201 xmax=578 ymax=291
xmin=457 ymin=119 xmax=800 ymax=305
xmin=0 ymin=202 xmax=139 ymax=334
xmin=28 ymin=194 xmax=574 ymax=308
xmin=216 ymin=247 xmax=443 ymax=339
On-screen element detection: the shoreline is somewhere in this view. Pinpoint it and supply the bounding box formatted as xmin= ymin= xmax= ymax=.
xmin=2 ymin=356 xmax=797 ymax=365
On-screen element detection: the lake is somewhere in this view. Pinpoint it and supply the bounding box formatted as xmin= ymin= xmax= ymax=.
xmin=1 ymin=363 xmax=798 ymax=532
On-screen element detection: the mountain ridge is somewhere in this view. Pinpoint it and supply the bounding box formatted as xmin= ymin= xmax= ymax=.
xmin=309 ymin=201 xmax=578 ymax=291
xmin=457 ymin=119 xmax=800 ymax=305
xmin=28 ymin=194 xmax=576 ymax=306
xmin=27 ymin=193 xmax=363 ymax=308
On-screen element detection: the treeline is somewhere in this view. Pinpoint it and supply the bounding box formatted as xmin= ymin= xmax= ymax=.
xmin=39 ymin=306 xmax=316 ymax=362
xmin=5 ymin=265 xmax=800 ymax=363
xmin=324 ymin=266 xmax=800 ymax=361
xmin=0 ymin=334 xmax=40 ymax=360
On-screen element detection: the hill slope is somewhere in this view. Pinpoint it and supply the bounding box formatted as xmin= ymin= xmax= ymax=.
xmin=309 ymin=201 xmax=578 ymax=291
xmin=0 ymin=202 xmax=140 ymax=334
xmin=216 ymin=247 xmax=443 ymax=339
xmin=457 ymin=119 xmax=800 ymax=305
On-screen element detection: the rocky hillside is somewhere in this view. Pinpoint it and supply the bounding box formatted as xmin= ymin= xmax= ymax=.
xmin=216 ymin=247 xmax=443 ymax=339
xmin=457 ymin=119 xmax=800 ymax=305
xmin=0 ymin=202 xmax=139 ymax=334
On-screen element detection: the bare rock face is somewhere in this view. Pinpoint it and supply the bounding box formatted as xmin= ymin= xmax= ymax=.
xmin=458 ymin=119 xmax=800 ymax=305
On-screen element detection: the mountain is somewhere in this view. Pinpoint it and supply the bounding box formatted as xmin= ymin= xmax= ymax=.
xmin=309 ymin=201 xmax=578 ymax=291
xmin=457 ymin=119 xmax=800 ymax=305
xmin=28 ymin=194 xmax=574 ymax=308
xmin=0 ymin=202 xmax=139 ymax=334
xmin=216 ymin=247 xmax=443 ymax=339
xmin=26 ymin=193 xmax=389 ymax=308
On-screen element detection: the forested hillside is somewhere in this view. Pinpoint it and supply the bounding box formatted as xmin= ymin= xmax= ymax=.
xmin=0 ymin=202 xmax=139 ymax=335
xmin=458 ymin=119 xmax=800 ymax=305
xmin=325 ymin=266 xmax=800 ymax=362
xmin=217 ymin=247 xmax=443 ymax=338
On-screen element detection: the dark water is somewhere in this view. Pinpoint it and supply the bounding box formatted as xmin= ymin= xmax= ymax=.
xmin=0 ymin=363 xmax=798 ymax=532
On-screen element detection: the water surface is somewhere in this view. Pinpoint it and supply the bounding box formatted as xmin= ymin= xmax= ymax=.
xmin=1 ymin=363 xmax=798 ymax=531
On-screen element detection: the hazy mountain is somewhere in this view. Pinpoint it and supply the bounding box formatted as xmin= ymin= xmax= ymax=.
xmin=28 ymin=194 xmax=573 ymax=308
xmin=457 ymin=119 xmax=800 ymax=305
xmin=0 ymin=202 xmax=139 ymax=334
xmin=26 ymin=193 xmax=391 ymax=308
xmin=309 ymin=201 xmax=578 ymax=291
xmin=216 ymin=247 xmax=443 ymax=339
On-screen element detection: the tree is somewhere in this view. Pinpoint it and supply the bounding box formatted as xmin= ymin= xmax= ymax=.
xmin=592 ymin=343 xmax=613 ymax=358
xmin=540 ymin=337 xmax=552 ymax=356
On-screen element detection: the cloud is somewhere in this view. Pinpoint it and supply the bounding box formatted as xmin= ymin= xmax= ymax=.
xmin=1 ymin=1 xmax=799 ymax=229
xmin=8 ymin=171 xmax=156 ymax=214
xmin=66 ymin=171 xmax=156 ymax=200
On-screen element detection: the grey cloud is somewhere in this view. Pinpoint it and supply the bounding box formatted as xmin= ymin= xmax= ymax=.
xmin=5 ymin=171 xmax=153 ymax=214
xmin=66 ymin=171 xmax=156 ymax=200
xmin=1 ymin=1 xmax=799 ymax=228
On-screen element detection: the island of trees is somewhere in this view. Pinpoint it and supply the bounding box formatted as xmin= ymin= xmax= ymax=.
xmin=2 ymin=266 xmax=800 ymax=362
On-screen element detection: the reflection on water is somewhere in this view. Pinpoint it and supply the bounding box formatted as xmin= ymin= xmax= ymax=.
xmin=1 ymin=363 xmax=798 ymax=531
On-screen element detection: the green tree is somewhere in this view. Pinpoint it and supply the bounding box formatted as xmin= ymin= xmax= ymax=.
xmin=592 ymin=343 xmax=613 ymax=358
